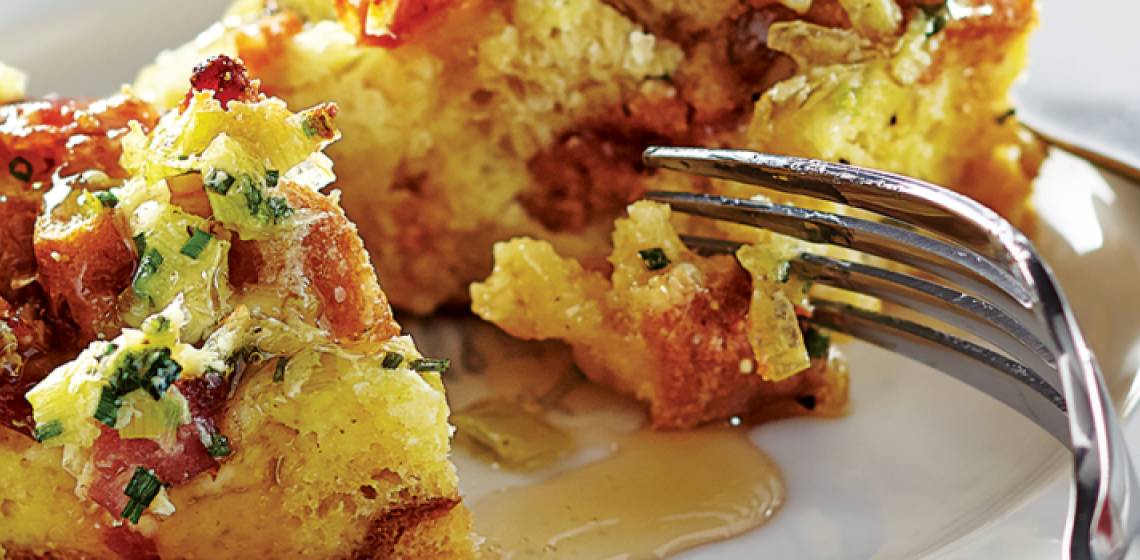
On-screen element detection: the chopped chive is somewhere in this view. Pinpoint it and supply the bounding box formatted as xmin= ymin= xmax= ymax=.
xmin=179 ymin=228 xmax=213 ymax=259
xmin=381 ymin=352 xmax=404 ymax=369
xmin=101 ymin=343 xmax=119 ymax=359
xmin=148 ymin=315 xmax=171 ymax=333
xmin=266 ymin=196 xmax=293 ymax=223
xmin=204 ymin=169 xmax=236 ymax=194
xmin=138 ymin=348 xmax=182 ymax=400
xmin=133 ymin=233 xmax=147 ymax=255
xmin=273 ymin=356 xmax=288 ymax=383
xmin=926 ymin=13 xmax=947 ymax=36
xmin=239 ymin=175 xmax=262 ymax=215
xmin=92 ymin=190 xmax=119 ymax=208
xmin=34 ymin=419 xmax=63 ymax=442
xmin=804 ymin=327 xmax=831 ymax=359
xmin=121 ymin=467 xmax=163 ymax=524
xmin=637 ymin=248 xmax=670 ymax=271
xmin=132 ymin=248 xmax=165 ymax=295
xmin=410 ymin=358 xmax=450 ymax=373
xmin=265 ymin=169 xmax=279 ymax=188
xmin=8 ymin=156 xmax=32 ymax=182
xmin=996 ymin=108 xmax=1016 ymax=125
xmin=920 ymin=1 xmax=950 ymax=37
xmin=206 ymin=433 xmax=232 ymax=458
xmin=94 ymin=387 xmax=121 ymax=427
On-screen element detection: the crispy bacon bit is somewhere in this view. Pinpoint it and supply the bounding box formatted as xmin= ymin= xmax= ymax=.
xmin=0 ymin=95 xmax=157 ymax=184
xmin=183 ymin=55 xmax=260 ymax=111
xmin=101 ymin=524 xmax=161 ymax=560
xmin=34 ymin=210 xmax=137 ymax=344
xmin=0 ymin=194 xmax=40 ymax=300
xmin=88 ymin=424 xmax=218 ymax=517
xmin=301 ymin=102 xmax=339 ymax=140
xmin=176 ymin=372 xmax=230 ymax=420
xmin=0 ymin=297 xmax=65 ymax=436
xmin=335 ymin=0 xmax=458 ymax=48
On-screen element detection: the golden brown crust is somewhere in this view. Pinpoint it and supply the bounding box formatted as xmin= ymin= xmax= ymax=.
xmin=351 ymin=497 xmax=461 ymax=559
xmin=282 ymin=181 xmax=401 ymax=341
xmin=639 ymin=256 xmax=843 ymax=429
xmin=33 ymin=211 xmax=136 ymax=344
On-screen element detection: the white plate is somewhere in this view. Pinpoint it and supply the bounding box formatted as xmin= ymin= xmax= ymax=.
xmin=3 ymin=1 xmax=1138 ymax=558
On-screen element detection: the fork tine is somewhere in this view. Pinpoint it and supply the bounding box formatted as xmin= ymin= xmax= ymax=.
xmin=809 ymin=301 xmax=1070 ymax=444
xmin=644 ymin=146 xmax=1020 ymax=264
xmin=648 ymin=191 xmax=1040 ymax=332
xmin=679 ymin=234 xmax=1057 ymax=389
xmin=647 ymin=146 xmax=1140 ymax=558
xmin=794 ymin=253 xmax=1057 ymax=376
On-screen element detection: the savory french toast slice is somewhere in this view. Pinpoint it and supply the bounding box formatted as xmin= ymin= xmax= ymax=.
xmin=130 ymin=0 xmax=1041 ymax=427
xmin=471 ymin=201 xmax=850 ymax=429
xmin=133 ymin=0 xmax=1042 ymax=314
xmin=0 ymin=57 xmax=472 ymax=559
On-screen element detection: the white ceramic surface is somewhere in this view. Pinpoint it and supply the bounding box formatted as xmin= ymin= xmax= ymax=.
xmin=2 ymin=1 xmax=1138 ymax=558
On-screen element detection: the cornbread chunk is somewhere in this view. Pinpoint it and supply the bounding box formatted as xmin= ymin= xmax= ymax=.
xmin=472 ymin=201 xmax=849 ymax=429
xmin=133 ymin=0 xmax=1043 ymax=314
xmin=0 ymin=59 xmax=471 ymax=559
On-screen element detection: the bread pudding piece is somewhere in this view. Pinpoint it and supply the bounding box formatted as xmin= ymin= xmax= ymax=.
xmin=132 ymin=0 xmax=1043 ymax=314
xmin=472 ymin=201 xmax=849 ymax=429
xmin=0 ymin=59 xmax=472 ymax=559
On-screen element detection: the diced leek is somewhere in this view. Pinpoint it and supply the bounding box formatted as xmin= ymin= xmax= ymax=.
xmin=123 ymin=204 xmax=231 ymax=343
xmin=736 ymin=244 xmax=811 ymax=380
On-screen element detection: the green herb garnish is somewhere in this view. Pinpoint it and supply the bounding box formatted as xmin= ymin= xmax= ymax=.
xmin=179 ymin=228 xmax=213 ymax=259
xmin=265 ymin=169 xmax=279 ymax=188
xmin=239 ymin=175 xmax=262 ymax=214
xmin=205 ymin=432 xmax=232 ymax=458
xmin=204 ymin=169 xmax=236 ymax=194
xmin=381 ymin=352 xmax=404 ymax=369
xmin=265 ymin=196 xmax=293 ymax=223
xmin=92 ymin=190 xmax=119 ymax=208
xmin=135 ymin=348 xmax=182 ymax=400
xmin=410 ymin=358 xmax=450 ymax=373
xmin=804 ymin=327 xmax=831 ymax=359
xmin=132 ymin=248 xmax=165 ymax=296
xmin=121 ymin=467 xmax=163 ymax=524
xmin=94 ymin=387 xmax=121 ymax=427
xmin=638 ymin=248 xmax=670 ymax=271
xmin=34 ymin=420 xmax=64 ymax=442
xmin=101 ymin=343 xmax=120 ymax=359
xmin=273 ymin=356 xmax=288 ymax=383
xmin=8 ymin=156 xmax=32 ymax=182
xmin=996 ymin=108 xmax=1016 ymax=125
xmin=146 ymin=315 xmax=171 ymax=334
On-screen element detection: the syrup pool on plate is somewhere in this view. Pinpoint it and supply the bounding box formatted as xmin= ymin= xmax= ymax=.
xmin=413 ymin=318 xmax=788 ymax=559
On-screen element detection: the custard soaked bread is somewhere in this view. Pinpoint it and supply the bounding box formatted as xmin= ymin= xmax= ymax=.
xmin=132 ymin=0 xmax=1040 ymax=427
xmin=0 ymin=59 xmax=471 ymax=558
xmin=134 ymin=0 xmax=1043 ymax=314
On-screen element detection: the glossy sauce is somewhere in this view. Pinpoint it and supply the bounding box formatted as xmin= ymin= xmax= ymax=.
xmin=472 ymin=429 xmax=784 ymax=559
xmin=408 ymin=318 xmax=788 ymax=559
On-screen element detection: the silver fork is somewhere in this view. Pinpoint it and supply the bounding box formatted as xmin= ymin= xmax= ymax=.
xmin=641 ymin=146 xmax=1140 ymax=560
